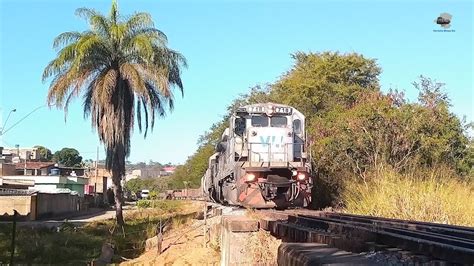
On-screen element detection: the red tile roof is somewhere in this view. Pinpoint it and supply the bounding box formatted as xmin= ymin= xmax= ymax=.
xmin=15 ymin=162 xmax=55 ymax=170
xmin=162 ymin=166 xmax=176 ymax=172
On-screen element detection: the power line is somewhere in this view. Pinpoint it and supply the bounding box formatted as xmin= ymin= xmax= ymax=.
xmin=2 ymin=105 xmax=52 ymax=135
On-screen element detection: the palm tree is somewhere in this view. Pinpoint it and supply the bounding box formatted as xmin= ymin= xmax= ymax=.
xmin=43 ymin=1 xmax=186 ymax=225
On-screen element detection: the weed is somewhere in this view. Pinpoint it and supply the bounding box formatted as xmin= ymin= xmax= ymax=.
xmin=247 ymin=230 xmax=281 ymax=265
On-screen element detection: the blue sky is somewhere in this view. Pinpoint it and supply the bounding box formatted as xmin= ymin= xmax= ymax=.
xmin=0 ymin=0 xmax=472 ymax=164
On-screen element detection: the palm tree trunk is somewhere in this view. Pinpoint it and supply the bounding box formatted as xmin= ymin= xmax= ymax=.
xmin=112 ymin=170 xmax=125 ymax=226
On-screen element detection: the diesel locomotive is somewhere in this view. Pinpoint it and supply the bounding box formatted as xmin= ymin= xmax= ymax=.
xmin=201 ymin=103 xmax=312 ymax=208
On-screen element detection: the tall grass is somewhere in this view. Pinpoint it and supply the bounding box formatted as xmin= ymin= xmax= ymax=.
xmin=343 ymin=167 xmax=474 ymax=226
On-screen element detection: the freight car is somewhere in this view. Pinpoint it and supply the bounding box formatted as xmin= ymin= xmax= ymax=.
xmin=201 ymin=103 xmax=312 ymax=208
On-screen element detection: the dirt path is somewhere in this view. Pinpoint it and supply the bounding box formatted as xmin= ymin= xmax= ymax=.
xmin=122 ymin=216 xmax=221 ymax=266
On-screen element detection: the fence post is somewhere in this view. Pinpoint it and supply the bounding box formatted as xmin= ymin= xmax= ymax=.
xmin=10 ymin=209 xmax=18 ymax=265
xmin=157 ymin=219 xmax=163 ymax=255
xmin=203 ymin=202 xmax=207 ymax=247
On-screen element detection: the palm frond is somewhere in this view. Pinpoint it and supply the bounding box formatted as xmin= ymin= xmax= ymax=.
xmin=53 ymin=31 xmax=83 ymax=49
xmin=44 ymin=2 xmax=187 ymax=175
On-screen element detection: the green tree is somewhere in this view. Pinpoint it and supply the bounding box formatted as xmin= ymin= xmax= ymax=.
xmin=53 ymin=148 xmax=83 ymax=167
xmin=271 ymin=51 xmax=381 ymax=122
xmin=167 ymin=51 xmax=472 ymax=209
xmin=124 ymin=178 xmax=144 ymax=194
xmin=34 ymin=145 xmax=53 ymax=161
xmin=42 ymin=1 xmax=187 ymax=225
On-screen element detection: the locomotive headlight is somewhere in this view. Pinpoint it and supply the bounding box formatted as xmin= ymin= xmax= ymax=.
xmin=291 ymin=169 xmax=298 ymax=176
xmin=297 ymin=173 xmax=306 ymax=181
xmin=245 ymin=173 xmax=257 ymax=182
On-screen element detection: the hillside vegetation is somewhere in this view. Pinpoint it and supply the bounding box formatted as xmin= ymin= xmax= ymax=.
xmin=166 ymin=51 xmax=473 ymax=223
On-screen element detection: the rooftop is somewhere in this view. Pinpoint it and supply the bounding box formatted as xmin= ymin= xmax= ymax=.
xmin=15 ymin=162 xmax=55 ymax=170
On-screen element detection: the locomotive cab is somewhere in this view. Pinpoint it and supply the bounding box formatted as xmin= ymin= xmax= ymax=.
xmin=203 ymin=103 xmax=312 ymax=208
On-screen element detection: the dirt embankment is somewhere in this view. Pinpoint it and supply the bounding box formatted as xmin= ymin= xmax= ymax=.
xmin=121 ymin=203 xmax=220 ymax=266
xmin=122 ymin=204 xmax=282 ymax=265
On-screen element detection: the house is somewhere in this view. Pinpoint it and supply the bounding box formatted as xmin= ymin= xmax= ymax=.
xmin=0 ymin=163 xmax=88 ymax=196
xmin=2 ymin=147 xmax=40 ymax=161
xmin=125 ymin=169 xmax=141 ymax=181
xmin=1 ymin=162 xmax=38 ymax=190
xmin=160 ymin=166 xmax=176 ymax=176
xmin=87 ymin=166 xmax=112 ymax=193
xmin=14 ymin=162 xmax=55 ymax=176
xmin=0 ymin=163 xmax=17 ymax=176
xmin=127 ymin=168 xmax=161 ymax=179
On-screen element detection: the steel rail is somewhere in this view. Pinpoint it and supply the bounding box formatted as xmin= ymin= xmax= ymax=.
xmin=286 ymin=215 xmax=474 ymax=264
xmin=320 ymin=212 xmax=474 ymax=240
xmin=298 ymin=214 xmax=474 ymax=244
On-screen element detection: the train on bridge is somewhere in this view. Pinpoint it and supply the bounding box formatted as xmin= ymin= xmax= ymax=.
xmin=201 ymin=102 xmax=312 ymax=209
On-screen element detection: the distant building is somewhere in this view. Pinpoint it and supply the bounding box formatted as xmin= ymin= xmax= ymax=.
xmin=0 ymin=163 xmax=17 ymax=176
xmin=0 ymin=163 xmax=88 ymax=196
xmin=87 ymin=166 xmax=112 ymax=194
xmin=125 ymin=168 xmax=161 ymax=179
xmin=160 ymin=166 xmax=176 ymax=176
xmin=14 ymin=162 xmax=56 ymax=176
xmin=2 ymin=147 xmax=40 ymax=162
xmin=125 ymin=169 xmax=141 ymax=181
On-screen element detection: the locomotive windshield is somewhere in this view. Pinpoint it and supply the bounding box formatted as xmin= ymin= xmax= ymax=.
xmin=250 ymin=115 xmax=288 ymax=128
xmin=270 ymin=116 xmax=287 ymax=127
xmin=251 ymin=115 xmax=268 ymax=127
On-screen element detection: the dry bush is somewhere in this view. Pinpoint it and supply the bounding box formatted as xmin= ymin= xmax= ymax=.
xmin=245 ymin=208 xmax=266 ymax=221
xmin=247 ymin=230 xmax=281 ymax=265
xmin=343 ymin=167 xmax=474 ymax=226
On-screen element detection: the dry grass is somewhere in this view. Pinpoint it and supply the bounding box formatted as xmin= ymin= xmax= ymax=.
xmin=245 ymin=208 xmax=266 ymax=221
xmin=245 ymin=208 xmax=281 ymax=264
xmin=343 ymin=168 xmax=474 ymax=226
xmin=247 ymin=230 xmax=281 ymax=265
xmin=0 ymin=200 xmax=202 ymax=264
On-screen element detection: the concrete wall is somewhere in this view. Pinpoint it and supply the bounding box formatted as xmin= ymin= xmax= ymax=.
xmin=0 ymin=193 xmax=80 ymax=220
xmin=220 ymin=215 xmax=259 ymax=265
xmin=0 ymin=195 xmax=36 ymax=221
xmin=36 ymin=193 xmax=79 ymax=219
xmin=3 ymin=175 xmax=66 ymax=185
xmin=0 ymin=163 xmax=17 ymax=176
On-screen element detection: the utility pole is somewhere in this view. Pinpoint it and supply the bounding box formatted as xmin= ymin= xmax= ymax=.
xmin=24 ymin=152 xmax=27 ymax=175
xmin=1 ymin=104 xmax=54 ymax=138
xmin=95 ymin=146 xmax=99 ymax=177
xmin=95 ymin=146 xmax=99 ymax=203
xmin=0 ymin=108 xmax=16 ymax=146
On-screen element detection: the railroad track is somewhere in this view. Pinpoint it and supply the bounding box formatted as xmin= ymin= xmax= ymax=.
xmin=256 ymin=210 xmax=474 ymax=264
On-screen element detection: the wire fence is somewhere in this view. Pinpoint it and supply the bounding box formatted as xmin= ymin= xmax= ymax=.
xmin=1 ymin=208 xmax=208 ymax=265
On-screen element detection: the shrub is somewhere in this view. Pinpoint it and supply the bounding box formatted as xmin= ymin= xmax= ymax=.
xmin=137 ymin=199 xmax=151 ymax=208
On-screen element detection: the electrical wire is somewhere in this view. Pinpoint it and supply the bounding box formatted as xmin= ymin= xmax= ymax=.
xmin=2 ymin=105 xmax=51 ymax=135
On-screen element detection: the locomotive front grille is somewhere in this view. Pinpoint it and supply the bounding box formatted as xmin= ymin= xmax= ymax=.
xmin=265 ymin=174 xmax=292 ymax=185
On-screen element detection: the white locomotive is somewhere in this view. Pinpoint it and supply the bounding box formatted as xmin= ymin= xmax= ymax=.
xmin=201 ymin=103 xmax=312 ymax=208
